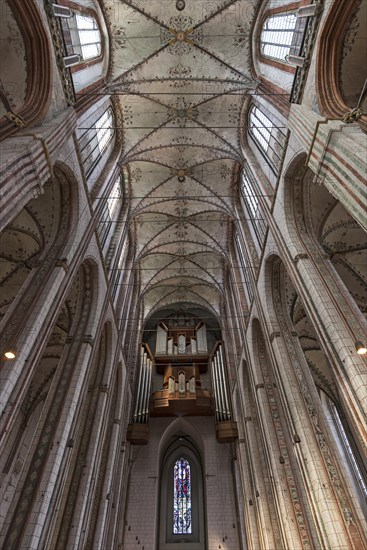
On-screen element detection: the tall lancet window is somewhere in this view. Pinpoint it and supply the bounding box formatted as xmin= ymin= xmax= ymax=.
xmin=173 ymin=458 xmax=192 ymax=534
xmin=159 ymin=439 xmax=205 ymax=549
xmin=261 ymin=13 xmax=297 ymax=62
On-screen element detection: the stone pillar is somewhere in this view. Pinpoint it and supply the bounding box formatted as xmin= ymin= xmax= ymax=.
xmin=1 ymin=332 xmax=94 ymax=550
xmin=237 ymin=434 xmax=260 ymax=548
xmin=0 ymin=108 xmax=76 ymax=230
xmin=269 ymin=268 xmax=366 ymax=549
xmin=242 ymin=415 xmax=278 ymax=549
xmin=0 ymin=262 xmax=69 ymax=436
xmin=293 ymin=254 xmax=367 ymax=443
xmin=257 ymin=383 xmax=313 ymax=548
xmin=250 ymin=329 xmax=313 ymax=549
xmin=91 ymin=416 xmax=122 ymax=548
xmin=288 ymin=105 xmax=367 ymax=231
xmin=238 ymin=376 xmax=281 ymax=549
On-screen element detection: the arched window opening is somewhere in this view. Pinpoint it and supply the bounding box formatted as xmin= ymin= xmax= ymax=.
xmin=98 ymin=175 xmax=122 ymax=249
xmin=173 ymin=457 xmax=192 ymax=534
xmin=249 ymin=105 xmax=286 ymax=173
xmin=320 ymin=391 xmax=367 ymax=508
xmin=61 ymin=13 xmax=102 ymax=62
xmin=79 ymin=106 xmax=115 ymax=178
xmin=240 ymin=167 xmax=267 ymax=246
xmin=261 ymin=13 xmax=297 ymax=62
xmin=159 ymin=438 xmax=205 ymax=549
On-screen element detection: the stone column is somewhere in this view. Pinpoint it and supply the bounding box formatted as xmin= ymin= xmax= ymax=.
xmin=0 ymin=108 xmax=77 ymax=230
xmin=288 ymin=105 xmax=367 ymax=231
xmin=249 ymin=332 xmax=312 ymax=549
xmin=268 ymin=283 xmax=366 ymax=550
xmin=0 ymin=262 xmax=69 ymax=440
xmin=293 ymin=254 xmax=367 ymax=444
xmin=238 ymin=377 xmax=280 ymax=549
xmin=1 ymin=332 xmax=94 ymax=550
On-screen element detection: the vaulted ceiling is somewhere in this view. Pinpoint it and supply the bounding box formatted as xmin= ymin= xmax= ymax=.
xmin=103 ymin=0 xmax=260 ymax=319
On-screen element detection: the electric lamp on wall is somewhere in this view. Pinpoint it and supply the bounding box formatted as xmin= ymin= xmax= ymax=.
xmin=355 ymin=341 xmax=367 ymax=355
xmin=4 ymin=349 xmax=16 ymax=360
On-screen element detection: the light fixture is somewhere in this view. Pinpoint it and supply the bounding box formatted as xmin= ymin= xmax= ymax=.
xmin=4 ymin=350 xmax=16 ymax=360
xmin=355 ymin=341 xmax=367 ymax=355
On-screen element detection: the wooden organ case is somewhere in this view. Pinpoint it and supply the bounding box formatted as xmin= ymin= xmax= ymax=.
xmin=151 ymin=319 xmax=214 ymax=417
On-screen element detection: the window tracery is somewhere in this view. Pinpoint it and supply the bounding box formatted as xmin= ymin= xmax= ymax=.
xmin=249 ymin=105 xmax=286 ymax=173
xmin=61 ymin=13 xmax=102 ymax=62
xmin=173 ymin=458 xmax=192 ymax=534
xmin=79 ymin=106 xmax=115 ymax=177
xmin=235 ymin=234 xmax=254 ymax=302
xmin=159 ymin=439 xmax=205 ymax=549
xmin=240 ymin=167 xmax=267 ymax=246
xmin=261 ymin=13 xmax=297 ymax=62
xmin=98 ymin=175 xmax=122 ymax=248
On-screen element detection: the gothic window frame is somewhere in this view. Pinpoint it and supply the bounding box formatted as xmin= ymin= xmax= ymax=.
xmin=159 ymin=440 xmax=206 ymax=550
xmin=79 ymin=105 xmax=115 ymax=178
xmin=261 ymin=11 xmax=298 ymax=63
xmin=248 ymin=104 xmax=286 ymax=174
xmin=235 ymin=233 xmax=254 ymax=303
xmin=240 ymin=166 xmax=268 ymax=247
xmin=173 ymin=457 xmax=192 ymax=534
xmin=257 ymin=2 xmax=306 ymax=74
xmin=59 ymin=1 xmax=103 ymax=72
xmin=97 ymin=174 xmax=123 ymax=249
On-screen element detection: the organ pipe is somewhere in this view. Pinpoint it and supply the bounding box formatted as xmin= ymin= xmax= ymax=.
xmin=212 ymin=343 xmax=232 ymax=422
xmin=133 ymin=348 xmax=145 ymax=423
xmin=218 ymin=345 xmax=231 ymax=420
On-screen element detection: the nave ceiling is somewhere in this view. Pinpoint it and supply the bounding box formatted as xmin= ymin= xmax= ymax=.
xmin=102 ymin=0 xmax=260 ymax=318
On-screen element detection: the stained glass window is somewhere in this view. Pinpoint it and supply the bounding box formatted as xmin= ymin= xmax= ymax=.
xmin=173 ymin=458 xmax=192 ymax=534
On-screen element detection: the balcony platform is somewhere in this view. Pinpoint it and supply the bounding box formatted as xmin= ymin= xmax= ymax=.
xmin=150 ymin=388 xmax=213 ymax=417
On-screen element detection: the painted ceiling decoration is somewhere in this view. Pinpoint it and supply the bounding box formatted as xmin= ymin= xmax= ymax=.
xmin=103 ymin=0 xmax=260 ymax=319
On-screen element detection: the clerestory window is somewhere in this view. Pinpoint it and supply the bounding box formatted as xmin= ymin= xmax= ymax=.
xmin=249 ymin=105 xmax=286 ymax=173
xmin=98 ymin=176 xmax=122 ymax=248
xmin=261 ymin=13 xmax=297 ymax=62
xmin=61 ymin=13 xmax=102 ymax=62
xmin=235 ymin=234 xmax=254 ymax=303
xmin=78 ymin=106 xmax=115 ymax=178
xmin=240 ymin=167 xmax=267 ymax=246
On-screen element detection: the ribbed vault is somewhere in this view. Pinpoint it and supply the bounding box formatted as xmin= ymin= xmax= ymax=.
xmin=104 ymin=0 xmax=259 ymax=318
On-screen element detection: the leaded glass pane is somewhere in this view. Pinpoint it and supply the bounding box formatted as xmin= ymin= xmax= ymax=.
xmin=261 ymin=13 xmax=297 ymax=61
xmin=96 ymin=108 xmax=114 ymax=153
xmin=250 ymin=107 xmax=272 ymax=152
xmin=173 ymin=458 xmax=192 ymax=534
xmin=107 ymin=177 xmax=122 ymax=218
xmin=76 ymin=15 xmax=101 ymax=60
xmin=62 ymin=14 xmax=102 ymax=62
xmin=235 ymin=234 xmax=253 ymax=302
